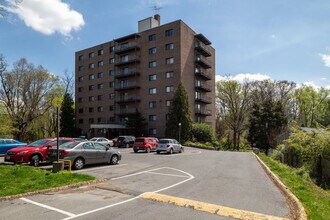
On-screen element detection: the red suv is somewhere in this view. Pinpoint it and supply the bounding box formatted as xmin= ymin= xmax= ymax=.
xmin=133 ymin=137 xmax=158 ymax=153
xmin=5 ymin=138 xmax=76 ymax=166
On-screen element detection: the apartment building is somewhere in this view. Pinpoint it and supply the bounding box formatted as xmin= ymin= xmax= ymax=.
xmin=75 ymin=15 xmax=215 ymax=138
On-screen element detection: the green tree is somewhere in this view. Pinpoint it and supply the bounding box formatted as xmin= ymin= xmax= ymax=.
xmin=125 ymin=111 xmax=147 ymax=137
xmin=165 ymin=82 xmax=192 ymax=142
xmin=191 ymin=123 xmax=214 ymax=142
xmin=59 ymin=93 xmax=75 ymax=137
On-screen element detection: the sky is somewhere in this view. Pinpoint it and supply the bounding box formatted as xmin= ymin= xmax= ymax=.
xmin=0 ymin=0 xmax=330 ymax=89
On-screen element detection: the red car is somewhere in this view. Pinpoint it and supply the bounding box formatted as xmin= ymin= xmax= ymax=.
xmin=4 ymin=138 xmax=76 ymax=166
xmin=133 ymin=137 xmax=158 ymax=153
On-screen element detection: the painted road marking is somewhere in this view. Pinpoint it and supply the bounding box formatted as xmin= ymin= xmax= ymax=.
xmin=146 ymin=171 xmax=189 ymax=178
xmin=141 ymin=193 xmax=289 ymax=220
xmin=20 ymin=198 xmax=76 ymax=217
xmin=73 ymin=163 xmax=128 ymax=173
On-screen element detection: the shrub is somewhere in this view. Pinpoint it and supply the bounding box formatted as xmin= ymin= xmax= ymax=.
xmin=191 ymin=123 xmax=214 ymax=142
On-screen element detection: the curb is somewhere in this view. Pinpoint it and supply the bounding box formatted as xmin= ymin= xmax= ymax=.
xmin=0 ymin=178 xmax=106 ymax=201
xmin=253 ymin=153 xmax=307 ymax=220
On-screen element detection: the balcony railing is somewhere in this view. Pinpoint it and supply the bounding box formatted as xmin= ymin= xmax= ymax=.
xmin=114 ymin=69 xmax=140 ymax=79
xmin=115 ymin=82 xmax=140 ymax=91
xmin=195 ymin=41 xmax=211 ymax=57
xmin=114 ymin=56 xmax=140 ymax=66
xmin=195 ymin=56 xmax=212 ymax=69
xmin=195 ymin=108 xmax=212 ymax=116
xmin=195 ymin=95 xmax=212 ymax=104
xmin=114 ymin=42 xmax=140 ymax=54
xmin=115 ymin=109 xmax=137 ymax=115
xmin=115 ymin=95 xmax=141 ymax=103
xmin=195 ymin=69 xmax=212 ymax=80
xmin=195 ymin=82 xmax=212 ymax=92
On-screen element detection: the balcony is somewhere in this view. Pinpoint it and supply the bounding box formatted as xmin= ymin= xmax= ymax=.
xmin=195 ymin=33 xmax=211 ymax=45
xmin=114 ymin=55 xmax=140 ymax=66
xmin=114 ymin=42 xmax=140 ymax=54
xmin=115 ymin=95 xmax=141 ymax=103
xmin=195 ymin=56 xmax=212 ymax=69
xmin=195 ymin=69 xmax=212 ymax=80
xmin=195 ymin=95 xmax=212 ymax=104
xmin=195 ymin=41 xmax=211 ymax=57
xmin=114 ymin=69 xmax=140 ymax=79
xmin=195 ymin=108 xmax=212 ymax=116
xmin=115 ymin=108 xmax=137 ymax=116
xmin=195 ymin=82 xmax=212 ymax=92
xmin=115 ymin=82 xmax=140 ymax=91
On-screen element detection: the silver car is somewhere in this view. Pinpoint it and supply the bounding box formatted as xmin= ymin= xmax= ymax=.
xmin=90 ymin=137 xmax=114 ymax=147
xmin=47 ymin=141 xmax=121 ymax=170
xmin=156 ymin=139 xmax=184 ymax=154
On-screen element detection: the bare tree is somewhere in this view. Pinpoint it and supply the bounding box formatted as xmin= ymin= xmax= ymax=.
xmin=62 ymin=69 xmax=74 ymax=95
xmin=0 ymin=57 xmax=59 ymax=140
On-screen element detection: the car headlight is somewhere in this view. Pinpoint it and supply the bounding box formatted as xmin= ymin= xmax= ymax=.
xmin=17 ymin=151 xmax=28 ymax=155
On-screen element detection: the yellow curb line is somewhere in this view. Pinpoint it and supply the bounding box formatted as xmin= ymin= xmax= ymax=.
xmin=141 ymin=192 xmax=289 ymax=220
xmin=253 ymin=153 xmax=308 ymax=220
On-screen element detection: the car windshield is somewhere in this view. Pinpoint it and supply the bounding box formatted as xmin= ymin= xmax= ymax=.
xmin=135 ymin=139 xmax=145 ymax=143
xmin=117 ymin=137 xmax=125 ymax=141
xmin=29 ymin=139 xmax=50 ymax=147
xmin=60 ymin=142 xmax=81 ymax=149
xmin=159 ymin=140 xmax=170 ymax=144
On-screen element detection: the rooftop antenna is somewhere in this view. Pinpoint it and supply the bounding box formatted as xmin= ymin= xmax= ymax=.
xmin=151 ymin=5 xmax=162 ymax=14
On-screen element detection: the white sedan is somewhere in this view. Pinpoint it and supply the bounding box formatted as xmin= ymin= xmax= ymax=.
xmin=89 ymin=137 xmax=114 ymax=147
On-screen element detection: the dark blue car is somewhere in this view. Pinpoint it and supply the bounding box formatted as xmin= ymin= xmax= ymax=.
xmin=0 ymin=139 xmax=27 ymax=155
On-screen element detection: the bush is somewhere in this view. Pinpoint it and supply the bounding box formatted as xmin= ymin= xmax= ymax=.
xmin=191 ymin=123 xmax=214 ymax=142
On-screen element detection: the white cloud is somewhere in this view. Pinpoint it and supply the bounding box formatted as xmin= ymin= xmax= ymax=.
xmin=319 ymin=53 xmax=330 ymax=68
xmin=4 ymin=0 xmax=84 ymax=37
xmin=216 ymin=73 xmax=271 ymax=83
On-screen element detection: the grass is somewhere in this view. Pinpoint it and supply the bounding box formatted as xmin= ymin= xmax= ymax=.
xmin=0 ymin=164 xmax=95 ymax=197
xmin=258 ymin=154 xmax=330 ymax=220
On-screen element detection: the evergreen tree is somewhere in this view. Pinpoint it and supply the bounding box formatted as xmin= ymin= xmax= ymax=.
xmin=165 ymin=82 xmax=192 ymax=142
xmin=59 ymin=93 xmax=75 ymax=137
xmin=125 ymin=110 xmax=148 ymax=137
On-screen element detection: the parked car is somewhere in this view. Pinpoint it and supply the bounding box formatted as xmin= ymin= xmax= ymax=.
xmin=4 ymin=138 xmax=76 ymax=166
xmin=89 ymin=137 xmax=113 ymax=147
xmin=111 ymin=137 xmax=119 ymax=145
xmin=133 ymin=137 xmax=158 ymax=153
xmin=0 ymin=139 xmax=27 ymax=155
xmin=114 ymin=136 xmax=135 ymax=148
xmin=47 ymin=141 xmax=121 ymax=170
xmin=156 ymin=139 xmax=184 ymax=154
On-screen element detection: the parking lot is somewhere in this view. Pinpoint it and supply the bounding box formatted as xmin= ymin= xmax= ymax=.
xmin=0 ymin=147 xmax=291 ymax=220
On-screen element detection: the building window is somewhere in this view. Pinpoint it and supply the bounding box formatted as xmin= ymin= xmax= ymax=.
xmin=89 ymin=63 xmax=94 ymax=69
xmin=78 ymin=119 xmax=83 ymax=124
xmin=78 ymin=55 xmax=84 ymax=61
xmin=121 ymin=55 xmax=128 ymax=62
xmin=149 ymin=74 xmax=157 ymax=81
xmin=78 ymin=108 xmax=83 ymax=113
xmin=196 ymin=116 xmax=201 ymax=123
xmin=78 ymin=97 xmax=83 ymax=103
xmin=98 ymin=61 xmax=104 ymax=67
xmin=165 ymin=71 xmax=174 ymax=79
xmin=78 ymin=66 xmax=84 ymax=71
xmin=109 ymin=93 xmax=115 ymax=99
xmin=78 ymin=87 xmax=83 ymax=92
xmin=166 ymin=57 xmax=174 ymax=65
xmin=166 ymin=86 xmax=174 ymax=93
xmin=98 ymin=72 xmax=104 ymax=78
xmin=109 ymin=105 xmax=114 ymax=111
xmin=165 ymin=29 xmax=173 ymax=37
xmin=109 ymin=70 xmax=115 ymax=76
xmin=89 ymin=74 xmax=94 ymax=80
xmin=89 ymin=85 xmax=94 ymax=91
xmin=109 ymin=117 xmax=115 ymax=122
xmin=166 ymin=100 xmax=173 ymax=107
xmin=89 ymin=96 xmax=94 ymax=102
xmin=110 ymin=46 xmax=114 ymax=53
xmin=98 ymin=49 xmax=103 ymax=55
xmin=149 ymin=47 xmax=156 ymax=54
xmin=98 ymin=106 xmax=103 ymax=112
xmin=109 ymin=81 xmax=115 ymax=88
xmin=78 ymin=76 xmax=84 ymax=82
xmin=122 ymin=67 xmax=129 ymax=74
xmin=149 ymin=115 xmax=157 ymax=121
xmin=89 ymin=118 xmax=94 ymax=123
xmin=98 ymin=95 xmax=103 ymax=101
xmin=149 ymin=34 xmax=156 ymax=41
xmin=149 ymin=61 xmax=157 ymax=68
xmin=109 ymin=58 xmax=115 ymax=64
xmin=97 ymin=83 xmax=103 ymax=89
xmin=89 ymin=52 xmax=95 ymax=58
xmin=149 ymin=128 xmax=157 ymax=135
xmin=89 ymin=107 xmax=94 ymax=113
xmin=149 ymin=88 xmax=157 ymax=94
xmin=97 ymin=118 xmax=102 ymax=123
xmin=165 ymin=43 xmax=174 ymax=50
xmin=149 ymin=101 xmax=156 ymax=108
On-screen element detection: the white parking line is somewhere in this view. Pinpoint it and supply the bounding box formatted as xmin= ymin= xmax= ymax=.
xmin=146 ymin=171 xmax=189 ymax=178
xmin=20 ymin=198 xmax=76 ymax=217
xmin=73 ymin=164 xmax=128 ymax=173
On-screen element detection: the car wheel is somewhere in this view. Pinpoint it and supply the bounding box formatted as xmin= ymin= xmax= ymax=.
xmin=169 ymin=148 xmax=173 ymax=154
xmin=134 ymin=149 xmax=138 ymax=153
xmin=30 ymin=155 xmax=41 ymax=167
xmin=179 ymin=147 xmax=183 ymax=153
xmin=110 ymin=155 xmax=118 ymax=165
xmin=146 ymin=147 xmax=151 ymax=153
xmin=125 ymin=143 xmax=129 ymax=148
xmin=73 ymin=158 xmax=84 ymax=170
xmin=157 ymin=151 xmax=160 ymax=154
